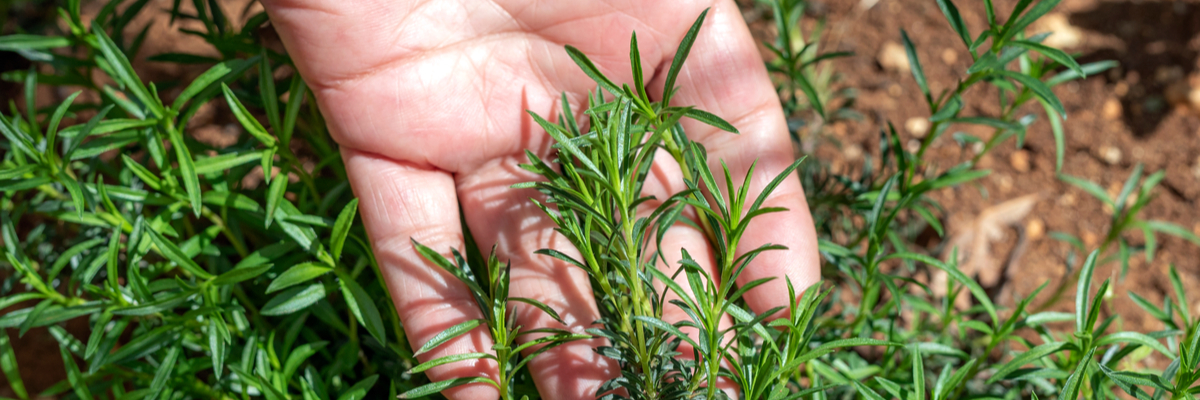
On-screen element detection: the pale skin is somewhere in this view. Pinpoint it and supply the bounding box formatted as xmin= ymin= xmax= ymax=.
xmin=260 ymin=1 xmax=820 ymax=399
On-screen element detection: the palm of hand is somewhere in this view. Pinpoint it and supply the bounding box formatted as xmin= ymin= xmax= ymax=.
xmin=264 ymin=1 xmax=819 ymax=399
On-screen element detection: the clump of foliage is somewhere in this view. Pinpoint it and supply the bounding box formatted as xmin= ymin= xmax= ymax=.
xmin=2 ymin=0 xmax=1200 ymax=400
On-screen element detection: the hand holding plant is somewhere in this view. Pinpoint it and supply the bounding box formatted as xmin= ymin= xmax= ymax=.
xmin=261 ymin=1 xmax=820 ymax=398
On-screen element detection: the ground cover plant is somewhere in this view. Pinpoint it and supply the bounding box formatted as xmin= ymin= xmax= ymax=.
xmin=1 ymin=0 xmax=1199 ymax=399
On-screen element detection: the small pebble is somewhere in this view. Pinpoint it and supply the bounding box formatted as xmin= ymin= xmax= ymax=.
xmin=1058 ymin=193 xmax=1077 ymax=207
xmin=1083 ymin=231 xmax=1101 ymax=248
xmin=1189 ymin=87 xmax=1200 ymax=111
xmin=905 ymin=117 xmax=930 ymax=138
xmin=941 ymin=49 xmax=958 ymax=65
xmin=1099 ymin=145 xmax=1122 ymax=165
xmin=997 ymin=174 xmax=1014 ymax=193
xmin=879 ymin=42 xmax=910 ymax=73
xmin=843 ymin=144 xmax=863 ymax=160
xmin=1009 ymin=150 xmax=1031 ymax=173
xmin=1026 ymin=218 xmax=1045 ymax=240
xmin=1037 ymin=13 xmax=1083 ymax=49
xmin=1102 ymin=98 xmax=1123 ymax=120
xmin=1113 ymin=82 xmax=1129 ymax=96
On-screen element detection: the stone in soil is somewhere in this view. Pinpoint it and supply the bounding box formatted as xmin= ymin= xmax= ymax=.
xmin=1010 ymin=150 xmax=1031 ymax=173
xmin=905 ymin=117 xmax=929 ymax=138
xmin=879 ymin=41 xmax=910 ymax=73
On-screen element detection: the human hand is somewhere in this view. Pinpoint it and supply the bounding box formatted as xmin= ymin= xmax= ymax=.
xmin=260 ymin=1 xmax=820 ymax=399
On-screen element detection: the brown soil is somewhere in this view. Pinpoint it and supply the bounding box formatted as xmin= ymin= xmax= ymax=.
xmin=765 ymin=0 xmax=1200 ymax=344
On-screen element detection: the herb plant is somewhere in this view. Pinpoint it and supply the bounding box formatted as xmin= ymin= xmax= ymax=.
xmin=1 ymin=0 xmax=1199 ymax=400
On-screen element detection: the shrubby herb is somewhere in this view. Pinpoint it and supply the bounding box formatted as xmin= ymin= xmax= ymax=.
xmin=1 ymin=0 xmax=1199 ymax=399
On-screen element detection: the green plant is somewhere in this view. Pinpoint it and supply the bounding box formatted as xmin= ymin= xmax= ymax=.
xmin=1 ymin=0 xmax=1198 ymax=399
xmin=0 ymin=1 xmax=406 ymax=399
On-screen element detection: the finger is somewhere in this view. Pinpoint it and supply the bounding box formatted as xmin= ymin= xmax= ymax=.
xmin=648 ymin=0 xmax=820 ymax=316
xmin=261 ymin=0 xmax=570 ymax=172
xmin=457 ymin=154 xmax=618 ymax=400
xmin=344 ymin=149 xmax=499 ymax=400
xmin=640 ymin=151 xmax=738 ymax=394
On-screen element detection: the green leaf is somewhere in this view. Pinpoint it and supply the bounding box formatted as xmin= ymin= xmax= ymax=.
xmin=336 ymin=375 xmax=378 ymax=400
xmin=338 ymin=274 xmax=387 ymax=345
xmin=146 ymin=227 xmax=214 ymax=279
xmin=17 ymin=300 xmax=52 ymax=337
xmin=1096 ymin=331 xmax=1173 ymax=358
xmin=259 ymin=50 xmax=282 ymax=131
xmin=409 ymin=353 xmax=493 ymax=375
xmin=1039 ymin=99 xmax=1066 ymax=172
xmin=0 ymin=34 xmax=72 ymax=51
xmin=661 ymin=8 xmax=710 ymax=107
xmin=930 ymin=97 xmax=961 ymax=122
xmin=398 ymin=377 xmax=496 ymax=399
xmin=235 ymin=242 xmax=297 ymax=269
xmin=262 ymin=283 xmax=327 ymax=316
xmin=282 ymin=75 xmax=307 ymax=145
xmin=901 ymin=29 xmax=929 ymax=98
xmin=209 ymin=317 xmax=226 ymax=379
xmin=1061 ymin=348 xmax=1094 ymax=400
xmin=0 ymin=164 xmax=37 ymax=181
xmin=684 ymin=108 xmax=738 ymax=134
xmin=120 ymin=154 xmax=162 ymax=190
xmin=91 ymin=25 xmax=160 ymax=118
xmin=912 ymin=344 xmax=925 ymax=400
xmin=83 ymin=311 xmax=113 ymax=360
xmin=146 ymin=345 xmax=181 ymax=399
xmin=60 ymin=344 xmax=93 ymax=400
xmin=889 ymin=252 xmax=998 ymax=324
xmin=1143 ymin=220 xmax=1200 ymax=246
xmin=166 ymin=126 xmax=202 ymax=216
xmin=629 ymin=32 xmax=647 ymax=100
xmin=267 ymin=262 xmax=332 ymax=294
xmin=209 ymin=263 xmax=272 ymax=286
xmin=935 ymin=0 xmax=971 ymax=47
xmin=0 ymin=176 xmax=52 ymax=192
xmin=914 ymin=342 xmax=969 ymax=358
xmin=172 ymin=59 xmax=236 ymax=111
xmin=281 ymin=341 xmax=328 ymax=382
xmin=511 ymin=297 xmax=565 ymax=325
xmin=1047 ymin=60 xmax=1118 ymax=86
xmin=790 ymin=338 xmax=898 ymax=367
xmin=1003 ymin=0 xmax=1064 ymax=43
xmin=793 ymin=71 xmax=826 ymax=118
xmin=1170 ymin=265 xmax=1190 ymax=323
xmin=45 ymin=91 xmax=82 ymax=151
xmin=632 ymin=315 xmax=701 ymax=351
xmin=1113 ymin=164 xmax=1143 ymax=218
xmin=0 ymin=331 xmax=27 ymax=400
xmin=851 ymin=381 xmax=887 ymax=400
xmin=60 ymin=175 xmax=88 ymax=219
xmin=265 ymin=169 xmax=288 ymax=228
xmin=1058 ymin=173 xmax=1113 ymax=206
xmin=192 ymin=150 xmax=265 ymax=175
xmin=563 ymin=45 xmax=619 ymax=95
xmin=113 ymin=291 xmax=192 ymax=316
xmin=990 ymin=70 xmax=1064 ymax=117
xmin=415 ymin=319 xmax=484 ymax=356
xmin=987 ymin=341 xmax=1067 ymax=383
xmin=1010 ymin=40 xmax=1083 ymax=76
xmin=1075 ymin=250 xmax=1099 ymax=333
xmin=105 ymin=228 xmax=121 ymax=289
xmin=221 ymin=83 xmax=277 ymax=147
xmin=330 ymin=198 xmax=358 ymax=260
